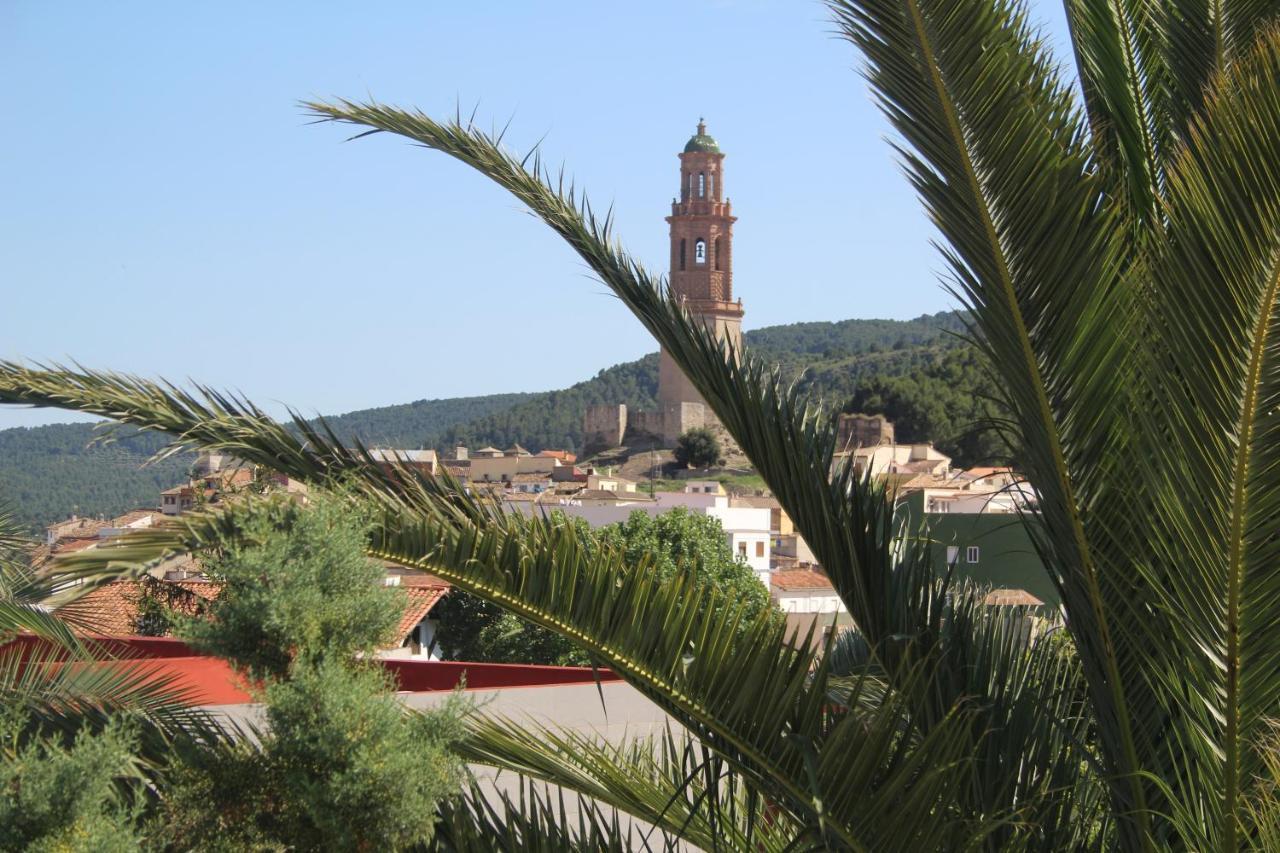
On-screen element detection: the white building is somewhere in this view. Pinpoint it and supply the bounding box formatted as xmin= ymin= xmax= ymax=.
xmin=770 ymin=569 xmax=845 ymax=614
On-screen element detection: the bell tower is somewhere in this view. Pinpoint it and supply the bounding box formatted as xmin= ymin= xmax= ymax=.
xmin=656 ymin=120 xmax=743 ymax=441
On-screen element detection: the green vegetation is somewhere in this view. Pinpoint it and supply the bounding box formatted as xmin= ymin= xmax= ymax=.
xmin=5 ymin=0 xmax=1279 ymax=842
xmin=434 ymin=508 xmax=774 ymax=665
xmin=673 ymin=426 xmax=724 ymax=469
xmin=0 ymin=494 xmax=466 ymax=851
xmin=0 ymin=423 xmax=191 ymax=533
xmin=3 ymin=319 xmax=999 ymax=532
xmin=318 ymin=389 xmax=534 ymax=446
xmin=0 ymin=712 xmax=144 ymax=853
xmin=827 ymin=345 xmax=1010 ymax=467
xmin=179 ymin=495 xmax=404 ymax=680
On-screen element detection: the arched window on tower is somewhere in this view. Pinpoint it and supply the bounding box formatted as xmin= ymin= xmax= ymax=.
xmin=714 ymin=236 xmax=722 ymax=271
xmin=709 ymin=173 xmax=715 ymax=199
xmin=695 ymin=239 xmax=706 ymax=265
xmin=680 ymin=239 xmax=687 ymax=271
xmin=698 ymin=172 xmax=706 ymax=197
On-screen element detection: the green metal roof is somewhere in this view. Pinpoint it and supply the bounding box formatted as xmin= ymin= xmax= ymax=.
xmin=683 ymin=119 xmax=720 ymax=154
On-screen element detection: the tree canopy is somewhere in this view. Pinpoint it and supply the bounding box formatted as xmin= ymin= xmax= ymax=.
xmin=434 ymin=507 xmax=774 ymax=666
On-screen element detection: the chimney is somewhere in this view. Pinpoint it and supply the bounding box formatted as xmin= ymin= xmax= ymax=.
xmin=454 ymin=445 xmax=468 ymax=461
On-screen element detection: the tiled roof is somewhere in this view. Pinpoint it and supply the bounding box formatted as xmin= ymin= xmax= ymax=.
xmin=57 ymin=579 xmax=220 ymax=635
xmin=45 ymin=517 xmax=110 ymax=540
xmin=572 ymin=489 xmax=654 ymax=503
xmin=53 ymin=539 xmax=101 ymax=555
xmin=110 ymin=509 xmax=162 ymax=526
xmin=396 ymin=587 xmax=449 ymax=642
xmin=964 ymin=466 xmax=1015 ymax=479
xmin=57 ymin=575 xmax=449 ymax=647
xmin=770 ymin=569 xmax=835 ymax=592
xmin=983 ymin=588 xmax=1044 ymax=607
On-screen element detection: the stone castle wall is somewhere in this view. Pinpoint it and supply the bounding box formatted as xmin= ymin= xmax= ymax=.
xmin=836 ymin=413 xmax=895 ymax=451
xmin=583 ymin=404 xmax=627 ymax=450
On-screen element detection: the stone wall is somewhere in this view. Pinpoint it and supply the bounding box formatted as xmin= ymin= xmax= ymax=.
xmin=836 ymin=413 xmax=895 ymax=451
xmin=583 ymin=404 xmax=627 ymax=451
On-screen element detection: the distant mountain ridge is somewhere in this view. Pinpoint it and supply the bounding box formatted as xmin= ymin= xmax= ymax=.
xmin=0 ymin=311 xmax=972 ymax=530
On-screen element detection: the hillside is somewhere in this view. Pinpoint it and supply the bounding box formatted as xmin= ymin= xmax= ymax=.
xmin=0 ymin=391 xmax=529 ymax=532
xmin=0 ymin=311 xmax=996 ymax=531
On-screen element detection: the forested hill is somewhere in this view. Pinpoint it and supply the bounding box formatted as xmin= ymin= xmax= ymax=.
xmin=1 ymin=311 xmax=994 ymax=530
xmin=0 ymin=391 xmax=530 ymax=531
xmin=432 ymin=311 xmax=970 ymax=452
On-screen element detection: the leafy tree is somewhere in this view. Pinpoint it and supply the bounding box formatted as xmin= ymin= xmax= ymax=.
xmin=673 ymin=427 xmax=723 ymax=469
xmin=434 ymin=508 xmax=773 ymax=666
xmin=0 ymin=711 xmax=143 ymax=853
xmin=156 ymin=493 xmax=465 ymax=850
xmin=178 ymin=494 xmax=402 ymax=680
xmin=837 ymin=345 xmax=1010 ymax=467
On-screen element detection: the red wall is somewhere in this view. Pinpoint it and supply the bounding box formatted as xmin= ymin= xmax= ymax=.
xmin=5 ymin=634 xmax=620 ymax=703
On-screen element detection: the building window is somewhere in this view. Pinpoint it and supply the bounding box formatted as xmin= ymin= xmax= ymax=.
xmin=755 ymin=541 xmax=765 ymax=558
xmin=695 ymin=239 xmax=706 ymax=264
xmin=946 ymin=545 xmax=959 ymax=565
xmin=966 ymin=546 xmax=980 ymax=564
xmin=698 ymin=172 xmax=705 ymax=197
xmin=738 ymin=542 xmax=747 ymax=558
xmin=680 ymin=238 xmax=686 ymax=271
xmin=709 ymin=172 xmax=715 ymax=198
xmin=714 ymin=236 xmax=722 ymax=271
xmin=687 ymin=172 xmax=693 ymax=199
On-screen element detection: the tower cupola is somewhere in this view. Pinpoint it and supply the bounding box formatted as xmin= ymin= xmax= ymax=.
xmin=683 ymin=119 xmax=720 ymax=154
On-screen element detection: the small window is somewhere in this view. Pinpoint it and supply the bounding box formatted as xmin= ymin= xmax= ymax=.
xmin=709 ymin=172 xmax=715 ymax=198
xmin=755 ymin=541 xmax=765 ymax=558
xmin=680 ymin=238 xmax=687 ymax=271
xmin=966 ymin=546 xmax=980 ymax=564
xmin=946 ymin=546 xmax=959 ymax=565
xmin=738 ymin=542 xmax=747 ymax=558
xmin=695 ymin=239 xmax=706 ymax=264
xmin=714 ymin=236 xmax=722 ymax=271
xmin=698 ymin=172 xmax=706 ymax=197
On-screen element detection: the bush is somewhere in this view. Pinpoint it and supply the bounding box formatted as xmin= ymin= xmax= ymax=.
xmin=153 ymin=492 xmax=468 ymax=849
xmin=0 ymin=712 xmax=143 ymax=853
xmin=179 ymin=494 xmax=403 ymax=679
xmin=673 ymin=427 xmax=723 ymax=469
xmin=435 ymin=508 xmax=775 ymax=665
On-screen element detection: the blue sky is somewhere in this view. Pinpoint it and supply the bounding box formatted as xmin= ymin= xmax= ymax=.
xmin=0 ymin=1 xmax=1073 ymax=429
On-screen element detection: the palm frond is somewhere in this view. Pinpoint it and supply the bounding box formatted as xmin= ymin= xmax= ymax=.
xmin=456 ymin=720 xmax=793 ymax=850
xmin=432 ymin=776 xmax=672 ymax=852
xmin=1110 ymin=27 xmax=1280 ymax=848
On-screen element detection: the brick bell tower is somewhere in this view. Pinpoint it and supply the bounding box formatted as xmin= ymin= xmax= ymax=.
xmin=656 ymin=119 xmax=744 ymax=443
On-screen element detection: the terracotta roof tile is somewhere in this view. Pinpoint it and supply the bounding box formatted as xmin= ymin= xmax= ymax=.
xmin=983 ymin=588 xmax=1044 ymax=607
xmin=57 ymin=576 xmax=450 ymax=648
xmin=770 ymin=569 xmax=835 ymax=592
xmin=57 ymin=579 xmax=220 ymax=636
xmin=395 ymin=587 xmax=448 ymax=644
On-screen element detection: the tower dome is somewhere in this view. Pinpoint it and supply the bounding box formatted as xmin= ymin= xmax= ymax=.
xmin=683 ymin=119 xmax=720 ymax=153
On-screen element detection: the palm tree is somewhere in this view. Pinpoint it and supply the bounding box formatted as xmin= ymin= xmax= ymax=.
xmin=4 ymin=0 xmax=1280 ymax=845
